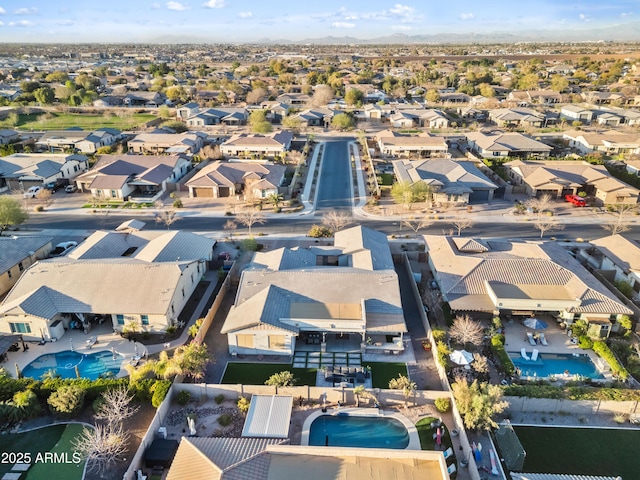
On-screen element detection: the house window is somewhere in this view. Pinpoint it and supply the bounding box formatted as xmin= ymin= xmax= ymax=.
xmin=18 ymin=262 xmax=24 ymax=272
xmin=237 ymin=334 xmax=254 ymax=348
xmin=7 ymin=270 xmax=12 ymax=279
xmin=181 ymin=288 xmax=185 ymax=298
xmin=141 ymin=315 xmax=149 ymax=325
xmin=9 ymin=322 xmax=31 ymax=334
xmin=111 ymin=190 xmax=117 ymax=198
xmin=268 ymin=335 xmax=285 ymax=349
xmin=116 ymin=314 xmax=125 ymax=325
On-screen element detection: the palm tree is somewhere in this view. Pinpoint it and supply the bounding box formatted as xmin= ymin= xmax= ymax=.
xmin=266 ymin=192 xmax=283 ymax=211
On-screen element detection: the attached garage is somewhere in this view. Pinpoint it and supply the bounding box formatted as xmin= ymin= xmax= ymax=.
xmin=192 ymin=187 xmax=213 ymax=198
xmin=468 ymin=189 xmax=491 ymax=204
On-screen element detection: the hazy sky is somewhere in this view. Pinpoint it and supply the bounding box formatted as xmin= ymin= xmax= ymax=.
xmin=0 ymin=1 xmax=637 ymax=42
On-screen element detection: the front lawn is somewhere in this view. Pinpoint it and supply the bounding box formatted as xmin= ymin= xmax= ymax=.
xmin=513 ymin=425 xmax=639 ymax=479
xmin=221 ymin=362 xmax=317 ymax=386
xmin=362 ymin=362 xmax=407 ymax=389
xmin=9 ymin=112 xmax=157 ymax=131
xmin=0 ymin=423 xmax=86 ymax=480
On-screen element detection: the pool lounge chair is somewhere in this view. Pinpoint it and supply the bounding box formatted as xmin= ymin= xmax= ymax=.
xmin=520 ymin=348 xmax=530 ymax=361
xmin=443 ymin=447 xmax=454 ymax=459
xmin=531 ymin=349 xmax=539 ymax=362
xmin=539 ymin=333 xmax=549 ymax=346
xmin=447 ymin=463 xmax=456 ymax=476
xmin=526 ymin=332 xmax=537 ymax=346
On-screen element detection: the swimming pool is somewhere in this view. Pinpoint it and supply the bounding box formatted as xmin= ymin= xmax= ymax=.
xmin=509 ymin=351 xmax=604 ymax=379
xmin=308 ymin=414 xmax=410 ymax=449
xmin=22 ymin=350 xmax=123 ymax=380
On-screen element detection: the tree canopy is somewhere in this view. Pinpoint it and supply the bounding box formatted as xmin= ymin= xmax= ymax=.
xmin=0 ymin=197 xmax=28 ymax=236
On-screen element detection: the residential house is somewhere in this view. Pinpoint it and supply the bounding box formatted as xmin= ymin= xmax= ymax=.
xmin=439 ymin=92 xmax=471 ymax=104
xmin=0 ymin=227 xmax=214 ymax=339
xmin=292 ymin=108 xmax=334 ymax=127
xmin=0 ymin=236 xmax=53 ymax=298
xmin=185 ymin=161 xmax=286 ymax=199
xmin=123 ymin=91 xmax=166 ymax=107
xmin=507 ymin=90 xmax=561 ymax=105
xmin=596 ymin=112 xmax=623 ymax=127
xmin=260 ymin=102 xmax=290 ymax=124
xmin=221 ymin=226 xmax=407 ymax=356
xmin=182 ymin=106 xmax=248 ymax=127
xmin=625 ymin=160 xmax=640 ymax=176
xmin=560 ymin=105 xmax=595 ymax=124
xmin=489 ymin=108 xmax=547 ymax=128
xmin=582 ymin=91 xmax=627 ymax=105
xmin=425 ymin=235 xmax=633 ymax=337
xmin=35 ymin=128 xmax=124 ymax=154
xmin=128 ymin=132 xmax=206 ymax=155
xmin=74 ymin=154 xmax=191 ymax=202
xmin=456 ymin=107 xmax=486 ymax=122
xmin=376 ymin=129 xmax=449 ymax=158
xmin=0 ymin=153 xmax=88 ymax=192
xmin=275 ymin=93 xmax=311 ymax=106
xmin=563 ymin=130 xmax=640 ymax=156
xmin=389 ymin=109 xmax=449 ymax=129
xmin=0 ymin=130 xmax=19 ymax=145
xmin=599 ymin=107 xmax=640 ymax=126
xmin=588 ymin=234 xmax=640 ymax=299
xmin=465 ymin=131 xmax=552 ymax=159
xmin=504 ymin=159 xmax=639 ymax=205
xmin=220 ymin=131 xmax=293 ymax=158
xmin=346 ymin=84 xmax=387 ymax=103
xmin=393 ymin=158 xmax=498 ymax=204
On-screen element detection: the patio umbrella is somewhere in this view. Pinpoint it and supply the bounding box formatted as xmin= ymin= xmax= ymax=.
xmin=449 ymin=349 xmax=474 ymax=365
xmin=524 ymin=318 xmax=548 ymax=330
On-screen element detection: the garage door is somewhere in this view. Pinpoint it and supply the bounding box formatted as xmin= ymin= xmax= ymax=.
xmin=193 ymin=187 xmax=213 ymax=198
xmin=218 ymin=186 xmax=230 ymax=197
xmin=468 ymin=189 xmax=490 ymax=204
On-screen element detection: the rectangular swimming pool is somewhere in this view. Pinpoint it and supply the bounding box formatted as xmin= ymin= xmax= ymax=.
xmin=508 ymin=351 xmax=604 ymax=379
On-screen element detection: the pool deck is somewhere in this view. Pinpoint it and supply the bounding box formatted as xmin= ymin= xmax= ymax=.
xmin=502 ymin=317 xmax=613 ymax=381
xmin=4 ymin=321 xmax=147 ymax=378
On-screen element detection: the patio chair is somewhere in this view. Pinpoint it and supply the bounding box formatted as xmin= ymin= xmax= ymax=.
xmin=531 ymin=349 xmax=539 ymax=362
xmin=520 ymin=348 xmax=530 ymax=361
xmin=443 ymin=447 xmax=454 ymax=460
xmin=447 ymin=463 xmax=456 ymax=476
xmin=526 ymin=332 xmax=537 ymax=346
xmin=540 ymin=333 xmax=549 ymax=346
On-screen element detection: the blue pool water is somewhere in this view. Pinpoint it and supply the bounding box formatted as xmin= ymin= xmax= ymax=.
xmin=509 ymin=352 xmax=604 ymax=379
xmin=309 ymin=414 xmax=410 ymax=449
xmin=22 ymin=350 xmax=123 ymax=380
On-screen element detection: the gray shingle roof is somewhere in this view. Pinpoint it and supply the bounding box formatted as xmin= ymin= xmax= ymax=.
xmin=0 ymin=236 xmax=52 ymax=273
xmin=134 ymin=230 xmax=215 ymax=263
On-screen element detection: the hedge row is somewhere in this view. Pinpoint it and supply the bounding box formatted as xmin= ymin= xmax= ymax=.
xmin=593 ymin=341 xmax=629 ymax=381
xmin=491 ymin=334 xmax=515 ymax=376
xmin=503 ymin=384 xmax=640 ymax=401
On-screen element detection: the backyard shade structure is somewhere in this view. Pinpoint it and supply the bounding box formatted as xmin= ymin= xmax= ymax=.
xmin=144 ymin=438 xmax=179 ymax=468
xmin=523 ymin=318 xmax=548 ymax=330
xmin=449 ymin=350 xmax=474 ymax=366
xmin=241 ymin=395 xmax=293 ymax=439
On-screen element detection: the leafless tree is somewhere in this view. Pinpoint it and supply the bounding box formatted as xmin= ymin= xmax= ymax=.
xmin=310 ymin=84 xmax=334 ymax=107
xmin=526 ymin=193 xmax=555 ymax=216
xmin=534 ymin=217 xmax=564 ymax=238
xmin=36 ymin=189 xmax=53 ymax=208
xmin=154 ymin=209 xmax=179 ymax=230
xmin=236 ymin=208 xmax=266 ymax=237
xmin=450 ymin=217 xmax=474 ymax=236
xmin=72 ymin=424 xmax=129 ymax=475
xmin=246 ymin=87 xmax=268 ymax=105
xmin=449 ymin=314 xmax=484 ymax=348
xmin=322 ymin=210 xmax=352 ymax=234
xmin=94 ymin=387 xmax=139 ymax=427
xmin=403 ymin=217 xmax=434 ymax=236
xmin=224 ymin=219 xmax=238 ymax=241
xmin=422 ymin=288 xmax=443 ymax=326
xmin=201 ymin=144 xmax=223 ymax=160
xmin=472 ymin=353 xmax=490 ymax=375
xmin=601 ymin=204 xmax=638 ymax=236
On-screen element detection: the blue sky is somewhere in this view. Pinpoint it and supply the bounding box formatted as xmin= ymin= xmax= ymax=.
xmin=0 ymin=1 xmax=637 ymax=43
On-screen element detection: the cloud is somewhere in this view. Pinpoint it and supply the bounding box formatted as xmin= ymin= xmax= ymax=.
xmin=0 ymin=21 xmax=3 ymax=26
xmin=9 ymin=20 xmax=35 ymax=27
xmin=238 ymin=11 xmax=253 ymax=18
xmin=620 ymin=12 xmax=633 ymax=17
xmin=331 ymin=21 xmax=355 ymax=28
xmin=579 ymin=13 xmax=590 ymax=22
xmin=14 ymin=7 xmax=37 ymax=15
xmin=152 ymin=3 xmax=161 ymax=9
xmin=0 ymin=7 xmax=5 ymax=15
xmin=460 ymin=12 xmax=474 ymax=20
xmin=389 ymin=4 xmax=413 ymax=16
xmin=202 ymin=0 xmax=225 ymax=8
xmin=167 ymin=1 xmax=190 ymax=11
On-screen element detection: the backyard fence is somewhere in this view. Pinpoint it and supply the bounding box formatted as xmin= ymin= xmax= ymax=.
xmin=192 ymin=272 xmax=231 ymax=345
xmin=504 ymin=396 xmax=640 ymax=416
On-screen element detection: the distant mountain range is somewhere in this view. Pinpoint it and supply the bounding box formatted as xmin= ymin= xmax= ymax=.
xmin=147 ymin=21 xmax=640 ymax=45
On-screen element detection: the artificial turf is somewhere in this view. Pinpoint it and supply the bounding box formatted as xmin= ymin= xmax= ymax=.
xmin=221 ymin=362 xmax=317 ymax=386
xmin=362 ymin=362 xmax=408 ymax=389
xmin=513 ymin=425 xmax=639 ymax=479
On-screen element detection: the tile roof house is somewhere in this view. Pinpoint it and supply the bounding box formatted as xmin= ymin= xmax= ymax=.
xmin=74 ymin=154 xmax=191 ymax=203
xmin=0 ymin=153 xmax=89 ymax=192
xmin=0 ymin=236 xmax=53 ymax=297
xmin=220 ymin=131 xmax=293 ymax=158
xmin=0 ymin=228 xmax=214 ymax=340
xmin=589 ymin=234 xmax=640 ymax=301
xmin=128 ymin=131 xmax=206 ymax=155
xmin=393 ymin=158 xmax=498 ymax=204
xmin=488 ymin=108 xmax=547 ymax=128
xmin=465 ymin=131 xmax=552 ymax=159
xmin=0 ymin=129 xmax=19 ymax=145
xmin=185 ymin=161 xmax=286 ymax=199
xmin=177 ymin=105 xmax=249 ymax=127
xmin=560 ymin=105 xmax=595 ymax=124
xmin=36 ymin=128 xmax=124 ymax=154
xmin=504 ymin=159 xmax=639 ymax=205
xmin=562 ymin=130 xmax=640 ymax=156
xmin=221 ymin=226 xmax=407 ymax=356
xmin=425 ymin=235 xmax=633 ymax=337
xmin=375 ymin=129 xmax=449 ymax=158
xmin=389 ymin=109 xmax=450 ymax=129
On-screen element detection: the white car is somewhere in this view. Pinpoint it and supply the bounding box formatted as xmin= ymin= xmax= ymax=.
xmin=23 ymin=186 xmax=42 ymax=198
xmin=51 ymin=241 xmax=78 ymax=257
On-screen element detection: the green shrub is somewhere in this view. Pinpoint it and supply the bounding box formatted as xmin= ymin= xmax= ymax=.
xmin=176 ymin=390 xmax=191 ymax=405
xmin=593 ymin=341 xmax=628 ymax=381
xmin=92 ymin=396 xmax=105 ymax=414
xmin=237 ymin=396 xmax=250 ymax=414
xmin=435 ymin=341 xmax=450 ymax=369
xmin=434 ymin=397 xmax=451 ymax=413
xmin=491 ymin=334 xmax=514 ymax=376
xmin=431 ymin=328 xmax=446 ymax=343
xmin=218 ymin=413 xmax=233 ymax=426
xmin=172 ymin=199 xmax=183 ymax=208
xmin=214 ymin=393 xmax=225 ymax=404
xmin=166 ymin=325 xmax=177 ymax=334
xmin=151 ymin=380 xmax=172 ymax=408
xmin=578 ymin=335 xmax=593 ymax=349
xmin=240 ymin=237 xmax=258 ymax=252
xmin=33 ymin=205 xmax=44 ymax=212
xmin=47 ymin=385 xmax=85 ymax=415
xmin=12 ymin=389 xmax=41 ymax=419
xmin=491 ymin=334 xmax=505 ymax=347
xmin=307 ymin=224 xmax=332 ymax=238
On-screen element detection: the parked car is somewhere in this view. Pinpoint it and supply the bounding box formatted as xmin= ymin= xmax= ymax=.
xmin=45 ymin=179 xmax=69 ymax=192
xmin=51 ymin=241 xmax=78 ymax=257
xmin=65 ymin=185 xmax=78 ymax=193
xmin=23 ymin=186 xmax=41 ymax=199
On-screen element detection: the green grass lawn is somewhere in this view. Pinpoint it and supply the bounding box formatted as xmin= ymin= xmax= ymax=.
xmin=0 ymin=423 xmax=86 ymax=480
xmin=379 ymin=173 xmax=394 ymax=186
xmin=362 ymin=362 xmax=407 ymax=389
xmin=5 ymin=112 xmax=157 ymax=131
xmin=415 ymin=416 xmax=455 ymax=459
xmin=513 ymin=426 xmax=639 ymax=479
xmin=221 ymin=362 xmax=317 ymax=386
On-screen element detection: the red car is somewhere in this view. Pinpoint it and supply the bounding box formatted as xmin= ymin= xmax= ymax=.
xmin=565 ymin=194 xmax=586 ymax=207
